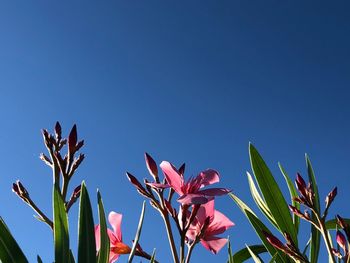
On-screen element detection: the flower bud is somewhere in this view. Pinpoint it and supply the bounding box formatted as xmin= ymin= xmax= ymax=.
xmin=55 ymin=121 xmax=62 ymax=141
xmin=145 ymin=153 xmax=158 ymax=182
xmin=336 ymin=230 xmax=347 ymax=252
xmin=68 ymin=124 xmax=77 ymax=155
xmin=325 ymin=187 xmax=337 ymax=209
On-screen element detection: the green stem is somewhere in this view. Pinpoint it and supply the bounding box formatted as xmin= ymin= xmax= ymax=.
xmin=161 ymin=212 xmax=179 ymax=263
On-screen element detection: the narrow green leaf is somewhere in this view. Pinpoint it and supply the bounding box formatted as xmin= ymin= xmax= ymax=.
xmin=37 ymin=255 xmax=43 ymax=263
xmin=149 ymin=249 xmax=156 ymax=263
xmin=246 ymin=245 xmax=263 ymax=263
xmin=69 ymin=250 xmax=76 ymax=263
xmin=128 ymin=201 xmax=146 ymax=263
xmin=249 ymin=143 xmax=297 ymax=245
xmin=269 ymin=253 xmax=278 ymax=263
xmin=0 ymin=217 xmax=28 ymax=263
xmin=278 ymin=163 xmax=300 ymax=233
xmin=53 ymin=185 xmax=70 ymax=263
xmin=227 ymin=238 xmax=233 ymax=263
xmin=306 ymin=155 xmax=320 ymax=263
xmin=97 ymin=191 xmax=110 ymax=263
xmin=231 ymin=244 xmax=267 ymax=262
xmin=229 ymin=193 xmax=285 ymax=263
xmin=247 ymin=172 xmax=278 ymax=229
xmin=78 ymin=182 xmax=96 ymax=263
xmin=326 ymin=218 xmax=350 ymax=230
xmin=302 ymin=238 xmax=311 ymax=256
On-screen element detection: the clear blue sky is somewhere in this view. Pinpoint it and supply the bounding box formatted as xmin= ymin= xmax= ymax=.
xmin=0 ymin=1 xmax=349 ymax=262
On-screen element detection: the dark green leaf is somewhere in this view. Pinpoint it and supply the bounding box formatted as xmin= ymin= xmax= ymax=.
xmin=326 ymin=218 xmax=350 ymax=230
xmin=97 ymin=191 xmax=110 ymax=263
xmin=269 ymin=253 xmax=278 ymax=263
xmin=247 ymin=172 xmax=278 ymax=229
xmin=0 ymin=217 xmax=28 ymax=263
xmin=37 ymin=255 xmax=43 ymax=263
xmin=227 ymin=238 xmax=233 ymax=263
xmin=246 ymin=245 xmax=263 ymax=263
xmin=306 ymin=155 xmax=320 ymax=263
xmin=128 ymin=201 xmax=146 ymax=263
xmin=231 ymin=244 xmax=266 ymax=262
xmin=229 ymin=193 xmax=285 ymax=263
xmin=78 ymin=182 xmax=96 ymax=263
xmin=249 ymin=143 xmax=297 ymax=245
xmin=278 ymin=163 xmax=300 ymax=233
xmin=53 ymin=185 xmax=70 ymax=263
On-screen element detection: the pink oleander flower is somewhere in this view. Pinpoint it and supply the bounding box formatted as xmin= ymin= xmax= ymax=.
xmin=186 ymin=200 xmax=234 ymax=254
xmin=95 ymin=211 xmax=131 ymax=263
xmin=149 ymin=161 xmax=230 ymax=205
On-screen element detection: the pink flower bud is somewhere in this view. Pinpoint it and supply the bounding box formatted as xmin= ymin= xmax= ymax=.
xmin=68 ymin=124 xmax=77 ymax=155
xmin=336 ymin=230 xmax=347 ymax=252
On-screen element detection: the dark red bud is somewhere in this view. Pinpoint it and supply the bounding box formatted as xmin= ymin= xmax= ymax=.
xmin=73 ymin=184 xmax=81 ymax=198
xmin=68 ymin=124 xmax=77 ymax=154
xmin=295 ymin=173 xmax=307 ymax=197
xmin=264 ymin=231 xmax=286 ymax=251
xmin=337 ymin=215 xmax=347 ymax=229
xmin=12 ymin=183 xmax=20 ymax=195
xmin=126 ymin=172 xmax=149 ymax=197
xmin=55 ymin=121 xmax=62 ymax=140
xmin=75 ymin=140 xmax=84 ymax=152
xmin=325 ymin=187 xmax=337 ymax=209
xmin=164 ymin=200 xmax=175 ymax=217
xmin=145 ymin=153 xmax=158 ymax=182
xmin=178 ymin=163 xmax=186 ymax=178
xmin=336 ymin=230 xmax=347 ymax=252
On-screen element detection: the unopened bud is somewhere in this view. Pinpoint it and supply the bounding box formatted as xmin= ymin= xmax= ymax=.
xmin=126 ymin=172 xmax=149 ymax=198
xmin=145 ymin=153 xmax=158 ymax=182
xmin=336 ymin=230 xmax=347 ymax=252
xmin=178 ymin=163 xmax=186 ymax=178
xmin=68 ymin=124 xmax=77 ymax=155
xmin=55 ymin=121 xmax=62 ymax=141
xmin=325 ymin=187 xmax=337 ymax=209
xmin=39 ymin=153 xmax=52 ymax=166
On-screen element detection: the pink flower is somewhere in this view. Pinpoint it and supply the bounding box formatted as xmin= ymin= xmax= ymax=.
xmin=95 ymin=212 xmax=131 ymax=263
xmin=186 ymin=200 xmax=234 ymax=254
xmin=149 ymin=161 xmax=229 ymax=205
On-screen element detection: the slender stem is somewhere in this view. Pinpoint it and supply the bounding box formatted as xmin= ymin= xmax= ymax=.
xmin=61 ymin=177 xmax=69 ymax=202
xmin=180 ymin=235 xmax=185 ymax=263
xmin=185 ymin=242 xmax=196 ymax=263
xmin=313 ymin=212 xmax=336 ymax=263
xmin=161 ymin=212 xmax=179 ymax=263
xmin=26 ymin=198 xmax=53 ymax=229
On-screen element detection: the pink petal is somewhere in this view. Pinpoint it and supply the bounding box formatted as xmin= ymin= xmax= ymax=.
xmin=107 ymin=229 xmax=118 ymax=245
xmin=197 ymin=188 xmax=230 ymax=196
xmin=195 ymin=200 xmax=215 ymax=223
xmin=198 ymin=169 xmax=220 ymax=187
xmin=177 ymin=194 xmax=213 ymax=205
xmin=207 ymin=210 xmax=234 ymax=236
xmin=109 ymin=250 xmax=120 ymax=263
xmin=108 ymin=212 xmax=123 ymax=241
xmin=200 ymin=236 xmax=228 ymax=254
xmin=95 ymin=225 xmax=101 ymax=251
xmin=160 ymin=161 xmax=184 ymax=194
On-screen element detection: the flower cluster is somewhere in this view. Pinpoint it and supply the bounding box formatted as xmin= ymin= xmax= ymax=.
xmin=126 ymin=153 xmax=233 ymax=262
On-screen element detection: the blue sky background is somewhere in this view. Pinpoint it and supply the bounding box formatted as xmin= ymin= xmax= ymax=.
xmin=0 ymin=1 xmax=349 ymax=262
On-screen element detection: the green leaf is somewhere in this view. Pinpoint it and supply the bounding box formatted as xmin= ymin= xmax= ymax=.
xmin=247 ymin=172 xmax=278 ymax=229
xmin=128 ymin=201 xmax=146 ymax=263
xmin=326 ymin=218 xmax=350 ymax=230
xmin=53 ymin=184 xmax=70 ymax=263
xmin=37 ymin=255 xmax=43 ymax=263
xmin=149 ymin=249 xmax=156 ymax=263
xmin=278 ymin=163 xmax=300 ymax=233
xmin=0 ymin=217 xmax=28 ymax=263
xmin=69 ymin=250 xmax=76 ymax=263
xmin=230 ymin=244 xmax=266 ymax=262
xmin=97 ymin=191 xmax=110 ymax=263
xmin=227 ymin=238 xmax=233 ymax=263
xmin=306 ymin=155 xmax=320 ymax=263
xmin=269 ymin=253 xmax=278 ymax=263
xmin=249 ymin=143 xmax=297 ymax=245
xmin=246 ymin=245 xmax=263 ymax=263
xmin=229 ymin=193 xmax=285 ymax=263
xmin=78 ymin=182 xmax=96 ymax=263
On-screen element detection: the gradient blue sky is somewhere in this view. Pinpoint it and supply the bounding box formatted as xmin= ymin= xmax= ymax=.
xmin=0 ymin=1 xmax=349 ymax=262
